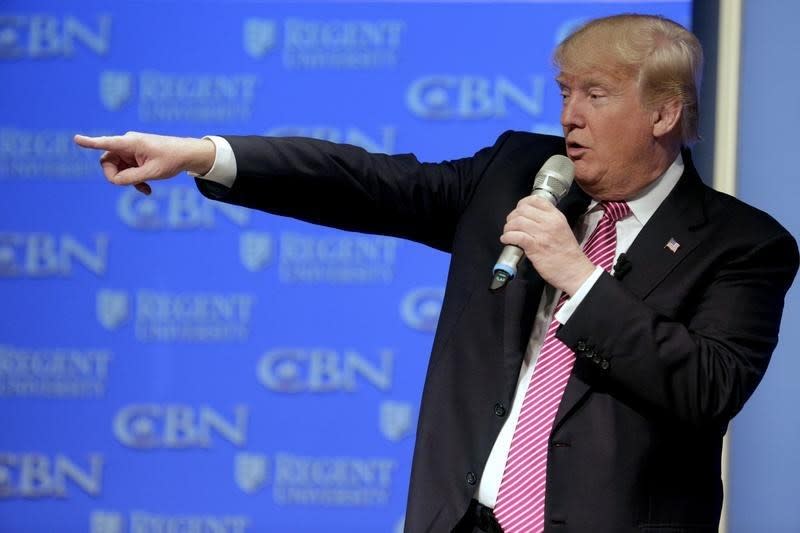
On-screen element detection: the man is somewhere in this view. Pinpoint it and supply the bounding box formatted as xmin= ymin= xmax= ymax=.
xmin=76 ymin=14 xmax=797 ymax=533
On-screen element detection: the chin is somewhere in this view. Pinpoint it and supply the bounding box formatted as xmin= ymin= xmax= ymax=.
xmin=573 ymin=174 xmax=605 ymax=198
xmin=573 ymin=166 xmax=597 ymax=186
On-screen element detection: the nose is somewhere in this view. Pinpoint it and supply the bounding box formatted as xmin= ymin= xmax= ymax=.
xmin=560 ymin=96 xmax=585 ymax=131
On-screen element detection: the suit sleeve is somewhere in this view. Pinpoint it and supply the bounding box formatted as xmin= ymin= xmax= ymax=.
xmin=195 ymin=133 xmax=512 ymax=252
xmin=557 ymin=228 xmax=799 ymax=428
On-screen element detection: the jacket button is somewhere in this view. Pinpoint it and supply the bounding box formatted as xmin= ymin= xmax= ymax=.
xmin=592 ymin=354 xmax=601 ymax=364
xmin=576 ymin=340 xmax=587 ymax=351
xmin=466 ymin=471 xmax=477 ymax=485
xmin=494 ymin=403 xmax=506 ymax=417
xmin=600 ymin=360 xmax=610 ymax=370
xmin=584 ymin=349 xmax=595 ymax=359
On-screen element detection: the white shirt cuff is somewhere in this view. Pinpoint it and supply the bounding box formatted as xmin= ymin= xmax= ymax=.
xmin=554 ymin=266 xmax=604 ymax=324
xmin=189 ymin=135 xmax=237 ymax=188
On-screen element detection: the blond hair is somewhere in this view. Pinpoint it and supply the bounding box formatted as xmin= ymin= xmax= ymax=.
xmin=554 ymin=14 xmax=703 ymax=145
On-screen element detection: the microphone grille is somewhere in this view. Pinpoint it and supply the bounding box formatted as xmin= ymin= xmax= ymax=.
xmin=533 ymin=154 xmax=574 ymax=200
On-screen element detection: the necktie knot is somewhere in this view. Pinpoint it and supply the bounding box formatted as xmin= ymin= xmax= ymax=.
xmin=601 ymin=200 xmax=630 ymax=223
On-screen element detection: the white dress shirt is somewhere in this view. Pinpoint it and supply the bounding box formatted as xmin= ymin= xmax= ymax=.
xmin=195 ymin=136 xmax=684 ymax=508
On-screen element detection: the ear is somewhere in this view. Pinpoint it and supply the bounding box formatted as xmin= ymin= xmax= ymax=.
xmin=652 ymin=98 xmax=683 ymax=138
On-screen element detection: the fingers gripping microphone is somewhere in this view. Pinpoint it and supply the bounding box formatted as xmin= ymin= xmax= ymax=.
xmin=490 ymin=155 xmax=575 ymax=291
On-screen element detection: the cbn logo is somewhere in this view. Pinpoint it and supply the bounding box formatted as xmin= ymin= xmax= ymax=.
xmin=400 ymin=287 xmax=444 ymax=332
xmin=266 ymin=125 xmax=396 ymax=156
xmin=0 ymin=452 xmax=104 ymax=498
xmin=113 ymin=404 xmax=249 ymax=449
xmin=90 ymin=511 xmax=123 ymax=533
xmin=99 ymin=70 xmax=133 ymax=111
xmin=118 ymin=185 xmax=251 ymax=230
xmin=243 ymin=18 xmax=278 ymax=59
xmin=258 ymin=348 xmax=393 ymax=393
xmin=406 ymin=75 xmax=545 ymax=119
xmin=0 ymin=15 xmax=111 ymax=59
xmin=240 ymin=231 xmax=274 ymax=272
xmin=0 ymin=232 xmax=109 ymax=277
xmin=96 ymin=289 xmax=130 ymax=331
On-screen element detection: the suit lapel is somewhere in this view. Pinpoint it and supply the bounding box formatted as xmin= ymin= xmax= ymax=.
xmin=553 ymin=154 xmax=709 ymax=430
xmin=615 ymin=165 xmax=707 ymax=299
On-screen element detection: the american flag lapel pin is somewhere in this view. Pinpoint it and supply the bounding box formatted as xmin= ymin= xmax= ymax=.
xmin=665 ymin=238 xmax=681 ymax=253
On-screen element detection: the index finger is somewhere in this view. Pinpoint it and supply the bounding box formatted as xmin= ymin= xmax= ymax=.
xmin=73 ymin=134 xmax=126 ymax=151
xmin=527 ymin=194 xmax=557 ymax=209
xmin=517 ymin=194 xmax=556 ymax=212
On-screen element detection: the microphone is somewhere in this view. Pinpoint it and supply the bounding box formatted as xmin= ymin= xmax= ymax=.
xmin=490 ymin=155 xmax=575 ymax=291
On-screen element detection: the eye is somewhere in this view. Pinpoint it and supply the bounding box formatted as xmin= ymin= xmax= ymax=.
xmin=588 ymin=89 xmax=608 ymax=101
xmin=557 ymin=82 xmax=570 ymax=100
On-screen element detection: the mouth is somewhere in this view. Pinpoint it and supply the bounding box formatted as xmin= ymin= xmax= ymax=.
xmin=566 ymin=141 xmax=587 ymax=158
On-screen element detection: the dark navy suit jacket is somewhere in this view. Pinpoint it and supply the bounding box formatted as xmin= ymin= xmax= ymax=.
xmin=197 ymin=131 xmax=798 ymax=533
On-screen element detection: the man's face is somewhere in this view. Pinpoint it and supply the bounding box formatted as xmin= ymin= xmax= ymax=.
xmin=557 ymin=70 xmax=661 ymax=200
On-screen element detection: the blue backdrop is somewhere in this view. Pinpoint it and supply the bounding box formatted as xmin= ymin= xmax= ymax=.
xmin=728 ymin=1 xmax=800 ymax=531
xmin=0 ymin=2 xmax=702 ymax=532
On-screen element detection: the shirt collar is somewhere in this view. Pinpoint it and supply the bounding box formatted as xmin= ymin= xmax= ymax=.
xmin=585 ymin=152 xmax=684 ymax=225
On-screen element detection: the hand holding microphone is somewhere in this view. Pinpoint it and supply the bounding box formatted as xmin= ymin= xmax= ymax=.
xmin=491 ymin=155 xmax=591 ymax=292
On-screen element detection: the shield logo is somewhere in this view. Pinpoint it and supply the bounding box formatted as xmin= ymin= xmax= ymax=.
xmin=240 ymin=231 xmax=273 ymax=272
xmin=89 ymin=510 xmax=123 ymax=533
xmin=380 ymin=400 xmax=413 ymax=441
xmin=0 ymin=27 xmax=20 ymax=59
xmin=99 ymin=71 xmax=133 ymax=111
xmin=243 ymin=18 xmax=278 ymax=59
xmin=400 ymin=287 xmax=444 ymax=332
xmin=0 ymin=244 xmax=16 ymax=275
xmin=235 ymin=452 xmax=268 ymax=494
xmin=96 ymin=289 xmax=130 ymax=330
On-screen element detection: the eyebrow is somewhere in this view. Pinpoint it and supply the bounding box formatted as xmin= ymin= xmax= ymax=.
xmin=556 ymin=75 xmax=619 ymax=94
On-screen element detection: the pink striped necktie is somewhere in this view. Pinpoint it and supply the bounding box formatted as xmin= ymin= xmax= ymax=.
xmin=493 ymin=200 xmax=630 ymax=533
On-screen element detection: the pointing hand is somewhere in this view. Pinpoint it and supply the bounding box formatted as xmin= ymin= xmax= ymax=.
xmin=74 ymin=131 xmax=215 ymax=195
